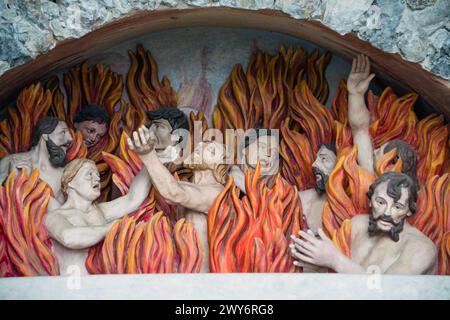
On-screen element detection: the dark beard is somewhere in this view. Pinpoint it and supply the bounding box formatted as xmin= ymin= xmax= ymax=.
xmin=313 ymin=167 xmax=328 ymax=195
xmin=46 ymin=138 xmax=68 ymax=168
xmin=368 ymin=214 xmax=405 ymax=242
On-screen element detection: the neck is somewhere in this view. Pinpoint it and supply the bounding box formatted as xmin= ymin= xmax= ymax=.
xmin=64 ymin=190 xmax=94 ymax=212
xmin=193 ymin=169 xmax=218 ymax=185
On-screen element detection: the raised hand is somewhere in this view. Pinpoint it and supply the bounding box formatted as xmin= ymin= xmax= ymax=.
xmin=127 ymin=126 xmax=155 ymax=156
xmin=347 ymin=54 xmax=375 ymax=95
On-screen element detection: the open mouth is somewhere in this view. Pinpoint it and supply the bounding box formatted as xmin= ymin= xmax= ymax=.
xmin=92 ymin=183 xmax=101 ymax=190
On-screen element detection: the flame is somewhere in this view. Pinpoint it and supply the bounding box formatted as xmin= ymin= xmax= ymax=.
xmin=279 ymin=118 xmax=315 ymax=191
xmin=414 ymin=115 xmax=449 ymax=184
xmin=439 ymin=232 xmax=450 ymax=275
xmin=374 ymin=147 xmax=403 ymax=176
xmin=86 ymin=212 xmax=202 ymax=274
xmin=0 ymin=83 xmax=52 ymax=156
xmin=322 ymin=147 xmax=376 ymax=237
xmin=212 ymin=46 xmax=331 ymax=131
xmin=126 ymin=44 xmax=178 ymax=112
xmin=334 ymin=120 xmax=353 ymax=155
xmin=330 ymin=80 xmax=349 ymax=123
xmin=0 ymin=170 xmax=59 ymax=276
xmin=45 ymin=76 xmax=66 ymax=120
xmin=208 ymin=163 xmax=302 ymax=272
xmin=369 ymin=90 xmax=418 ymax=148
xmin=290 ymin=80 xmax=334 ymax=154
xmin=331 ymin=219 xmax=352 ymax=258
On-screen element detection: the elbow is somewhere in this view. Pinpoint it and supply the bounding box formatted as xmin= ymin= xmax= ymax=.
xmin=158 ymin=187 xmax=184 ymax=204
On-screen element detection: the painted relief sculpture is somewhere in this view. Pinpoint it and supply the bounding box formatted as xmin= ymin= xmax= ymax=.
xmin=44 ymin=158 xmax=150 ymax=274
xmin=290 ymin=172 xmax=438 ymax=274
xmin=74 ymin=105 xmax=110 ymax=149
xmin=128 ymin=126 xmax=227 ymax=272
xmin=0 ymin=117 xmax=72 ymax=210
xmin=0 ymin=41 xmax=449 ymax=278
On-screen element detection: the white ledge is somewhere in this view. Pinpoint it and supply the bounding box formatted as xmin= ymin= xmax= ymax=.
xmin=1 ymin=273 xmax=449 ymax=300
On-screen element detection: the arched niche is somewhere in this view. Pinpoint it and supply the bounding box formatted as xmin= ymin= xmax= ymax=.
xmin=0 ymin=7 xmax=449 ymax=119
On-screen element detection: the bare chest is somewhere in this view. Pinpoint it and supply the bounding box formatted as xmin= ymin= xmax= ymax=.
xmin=62 ymin=207 xmax=108 ymax=227
xmin=351 ymin=234 xmax=403 ymax=272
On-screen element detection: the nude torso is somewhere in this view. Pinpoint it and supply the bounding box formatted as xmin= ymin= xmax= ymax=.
xmin=299 ymin=189 xmax=325 ymax=235
xmin=350 ymin=215 xmax=437 ymax=274
xmin=5 ymin=152 xmax=65 ymax=201
xmin=50 ymin=205 xmax=107 ymax=275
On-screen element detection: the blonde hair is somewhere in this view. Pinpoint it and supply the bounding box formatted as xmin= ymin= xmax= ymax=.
xmin=61 ymin=158 xmax=96 ymax=198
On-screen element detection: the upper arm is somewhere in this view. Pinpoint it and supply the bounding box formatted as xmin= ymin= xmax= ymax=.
xmin=170 ymin=182 xmax=223 ymax=213
xmin=44 ymin=212 xmax=73 ymax=244
xmin=386 ymin=241 xmax=438 ymax=275
xmin=98 ymin=195 xmax=134 ymax=222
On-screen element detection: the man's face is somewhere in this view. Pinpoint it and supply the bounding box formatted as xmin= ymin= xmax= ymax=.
xmin=369 ymin=180 xmax=411 ymax=235
xmin=148 ymin=119 xmax=174 ymax=151
xmin=244 ymin=135 xmax=279 ymax=175
xmin=69 ymin=162 xmax=101 ymax=201
xmin=47 ymin=121 xmax=72 ymax=152
xmin=312 ymin=146 xmax=337 ymax=194
xmin=74 ymin=120 xmax=108 ymax=148
xmin=45 ymin=121 xmax=72 ymax=168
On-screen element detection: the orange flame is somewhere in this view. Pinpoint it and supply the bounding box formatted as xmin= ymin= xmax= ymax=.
xmin=208 ymin=163 xmax=303 ymax=272
xmin=86 ymin=212 xmax=202 ymax=274
xmin=127 ymin=44 xmax=178 ymax=112
xmin=0 ymin=83 xmax=52 ymax=156
xmin=323 ymin=146 xmax=376 ymax=237
xmin=279 ymin=118 xmax=315 ymax=191
xmin=0 ymin=170 xmax=59 ymax=276
xmin=290 ymin=80 xmax=334 ymax=154
xmin=212 ymin=46 xmax=331 ymax=131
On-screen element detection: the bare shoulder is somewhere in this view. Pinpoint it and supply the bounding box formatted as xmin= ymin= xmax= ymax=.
xmin=350 ymin=214 xmax=369 ymax=228
xmin=404 ymin=226 xmax=438 ymax=259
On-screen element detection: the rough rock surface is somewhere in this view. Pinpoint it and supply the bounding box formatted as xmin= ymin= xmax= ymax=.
xmin=0 ymin=0 xmax=448 ymax=79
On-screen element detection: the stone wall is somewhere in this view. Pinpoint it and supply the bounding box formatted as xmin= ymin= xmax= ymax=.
xmin=0 ymin=0 xmax=449 ymax=80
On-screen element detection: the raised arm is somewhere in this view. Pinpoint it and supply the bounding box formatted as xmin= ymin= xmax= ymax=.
xmin=45 ymin=213 xmax=115 ymax=249
xmin=98 ymin=167 xmax=151 ymax=221
xmin=128 ymin=127 xmax=222 ymax=213
xmin=347 ymin=54 xmax=376 ymax=174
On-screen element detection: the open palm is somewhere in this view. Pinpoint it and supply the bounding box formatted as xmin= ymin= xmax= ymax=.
xmin=347 ymin=54 xmax=375 ymax=95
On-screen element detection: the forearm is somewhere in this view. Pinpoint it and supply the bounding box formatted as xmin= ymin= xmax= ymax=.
xmin=125 ymin=167 xmax=151 ymax=210
xmin=348 ymin=93 xmax=371 ymax=130
xmin=331 ymin=252 xmax=366 ymax=274
xmin=140 ymin=151 xmax=184 ymax=202
xmin=58 ymin=223 xmax=114 ymax=249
